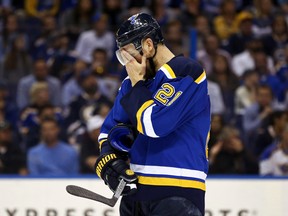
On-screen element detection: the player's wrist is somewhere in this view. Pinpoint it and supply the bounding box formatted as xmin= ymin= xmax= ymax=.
xmin=131 ymin=78 xmax=145 ymax=87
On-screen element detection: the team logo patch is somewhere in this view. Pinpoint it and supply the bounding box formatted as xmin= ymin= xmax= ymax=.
xmin=126 ymin=169 xmax=135 ymax=176
xmin=128 ymin=14 xmax=139 ymax=24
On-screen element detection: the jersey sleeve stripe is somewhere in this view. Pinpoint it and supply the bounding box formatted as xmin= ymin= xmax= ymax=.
xmin=194 ymin=71 xmax=206 ymax=84
xmin=136 ymin=100 xmax=154 ymax=134
xmin=99 ymin=133 xmax=108 ymax=140
xmin=98 ymin=133 xmax=108 ymax=149
xmin=161 ymin=64 xmax=176 ymax=79
xmin=142 ymin=104 xmax=159 ymax=137
xmin=138 ymin=176 xmax=206 ymax=191
xmin=130 ymin=163 xmax=207 ymax=180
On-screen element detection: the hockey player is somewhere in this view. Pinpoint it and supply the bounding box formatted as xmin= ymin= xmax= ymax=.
xmin=94 ymin=13 xmax=210 ymax=216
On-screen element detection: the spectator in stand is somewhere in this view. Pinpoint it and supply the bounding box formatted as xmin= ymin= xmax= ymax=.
xmin=17 ymin=59 xmax=61 ymax=110
xmin=275 ymin=44 xmax=288 ymax=106
xmin=75 ymin=13 xmax=115 ymax=63
xmin=0 ymin=81 xmax=19 ymax=132
xmin=21 ymin=82 xmax=51 ymax=114
xmin=0 ymin=121 xmax=27 ymax=175
xmin=254 ymin=110 xmax=287 ymax=157
xmin=24 ymin=0 xmax=60 ymax=42
xmin=255 ymin=51 xmax=276 ymax=77
xmin=202 ymin=0 xmax=244 ymax=19
xmin=209 ymin=126 xmax=259 ymax=174
xmin=209 ymin=54 xmax=239 ymax=123
xmin=234 ymin=70 xmax=259 ymax=133
xmin=19 ymin=82 xmax=55 ymax=148
xmin=213 ymin=0 xmax=239 ymax=43
xmin=243 ymin=84 xmax=275 ymax=150
xmin=0 ymin=13 xmax=24 ymax=59
xmin=208 ymin=114 xmax=225 ymax=151
xmin=59 ymin=0 xmax=96 ymax=40
xmin=0 ymin=0 xmax=13 ymax=12
xmin=194 ymin=14 xmax=211 ymax=50
xmin=207 ymin=80 xmax=225 ymax=115
xmin=254 ymin=51 xmax=285 ymax=104
xmin=0 ymin=34 xmax=33 ymax=92
xmin=259 ymin=124 xmax=288 ymax=176
xmin=28 ymin=118 xmax=78 ymax=175
xmin=25 ymin=0 xmax=60 ymax=19
xmin=178 ymin=0 xmax=202 ymax=33
xmin=79 ymin=115 xmax=104 ymax=173
xmin=47 ymin=32 xmax=77 ymax=80
xmin=235 ymin=70 xmax=259 ymax=117
xmin=231 ymin=38 xmax=274 ymax=77
xmin=64 ymin=71 xmax=112 ymax=144
xmin=277 ymin=0 xmax=288 ymax=23
xmin=102 ymin=0 xmax=124 ymax=32
xmin=197 ymin=34 xmax=231 ymax=75
xmin=226 ymin=11 xmax=254 ymax=56
xmin=250 ymin=0 xmax=277 ymax=38
xmin=123 ymin=0 xmax=150 ymax=21
xmin=163 ymin=20 xmax=189 ymax=57
xmin=21 ymin=103 xmax=63 ymax=151
xmin=149 ymin=0 xmax=176 ymax=27
xmin=31 ymin=15 xmax=58 ymax=60
xmin=90 ymin=48 xmax=118 ymax=78
xmin=61 ymin=59 xmax=88 ymax=107
xmin=90 ymin=48 xmax=120 ymax=101
xmin=262 ymin=14 xmax=288 ymax=67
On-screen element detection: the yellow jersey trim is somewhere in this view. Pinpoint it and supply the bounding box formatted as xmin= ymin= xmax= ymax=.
xmin=99 ymin=139 xmax=107 ymax=149
xmin=195 ymin=71 xmax=206 ymax=84
xmin=163 ymin=64 xmax=176 ymax=79
xmin=138 ymin=175 xmax=206 ymax=191
xmin=136 ymin=100 xmax=154 ymax=133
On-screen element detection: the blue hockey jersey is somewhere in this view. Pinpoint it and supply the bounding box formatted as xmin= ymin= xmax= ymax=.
xmin=98 ymin=56 xmax=210 ymax=215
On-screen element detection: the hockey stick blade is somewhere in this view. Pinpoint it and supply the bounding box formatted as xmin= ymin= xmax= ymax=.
xmin=66 ymin=179 xmax=126 ymax=207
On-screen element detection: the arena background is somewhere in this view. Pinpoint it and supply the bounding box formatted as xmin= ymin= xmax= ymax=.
xmin=0 ymin=0 xmax=288 ymax=216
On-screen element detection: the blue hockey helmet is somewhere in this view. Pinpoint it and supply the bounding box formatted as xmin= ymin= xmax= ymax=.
xmin=116 ymin=13 xmax=164 ymax=50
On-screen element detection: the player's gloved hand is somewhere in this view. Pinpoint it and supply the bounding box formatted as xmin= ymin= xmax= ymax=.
xmin=95 ymin=153 xmax=137 ymax=196
xmin=108 ymin=123 xmax=138 ymax=153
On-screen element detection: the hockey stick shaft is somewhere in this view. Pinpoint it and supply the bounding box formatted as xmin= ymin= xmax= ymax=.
xmin=66 ymin=179 xmax=126 ymax=207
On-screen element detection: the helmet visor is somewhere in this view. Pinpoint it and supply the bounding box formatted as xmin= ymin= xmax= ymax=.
xmin=115 ymin=43 xmax=142 ymax=66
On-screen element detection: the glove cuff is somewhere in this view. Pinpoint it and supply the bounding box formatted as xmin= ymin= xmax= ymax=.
xmin=95 ymin=153 xmax=118 ymax=179
xmin=108 ymin=123 xmax=138 ymax=153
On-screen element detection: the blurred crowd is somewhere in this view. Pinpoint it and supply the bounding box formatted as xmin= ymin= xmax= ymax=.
xmin=0 ymin=0 xmax=288 ymax=176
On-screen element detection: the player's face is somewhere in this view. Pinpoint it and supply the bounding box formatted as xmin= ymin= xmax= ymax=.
xmin=116 ymin=42 xmax=156 ymax=79
xmin=116 ymin=43 xmax=142 ymax=66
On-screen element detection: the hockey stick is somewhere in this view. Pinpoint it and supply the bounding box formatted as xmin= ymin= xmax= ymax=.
xmin=66 ymin=179 xmax=126 ymax=207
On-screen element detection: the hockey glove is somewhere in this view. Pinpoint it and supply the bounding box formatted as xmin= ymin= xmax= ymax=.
xmin=95 ymin=153 xmax=137 ymax=196
xmin=108 ymin=123 xmax=138 ymax=153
